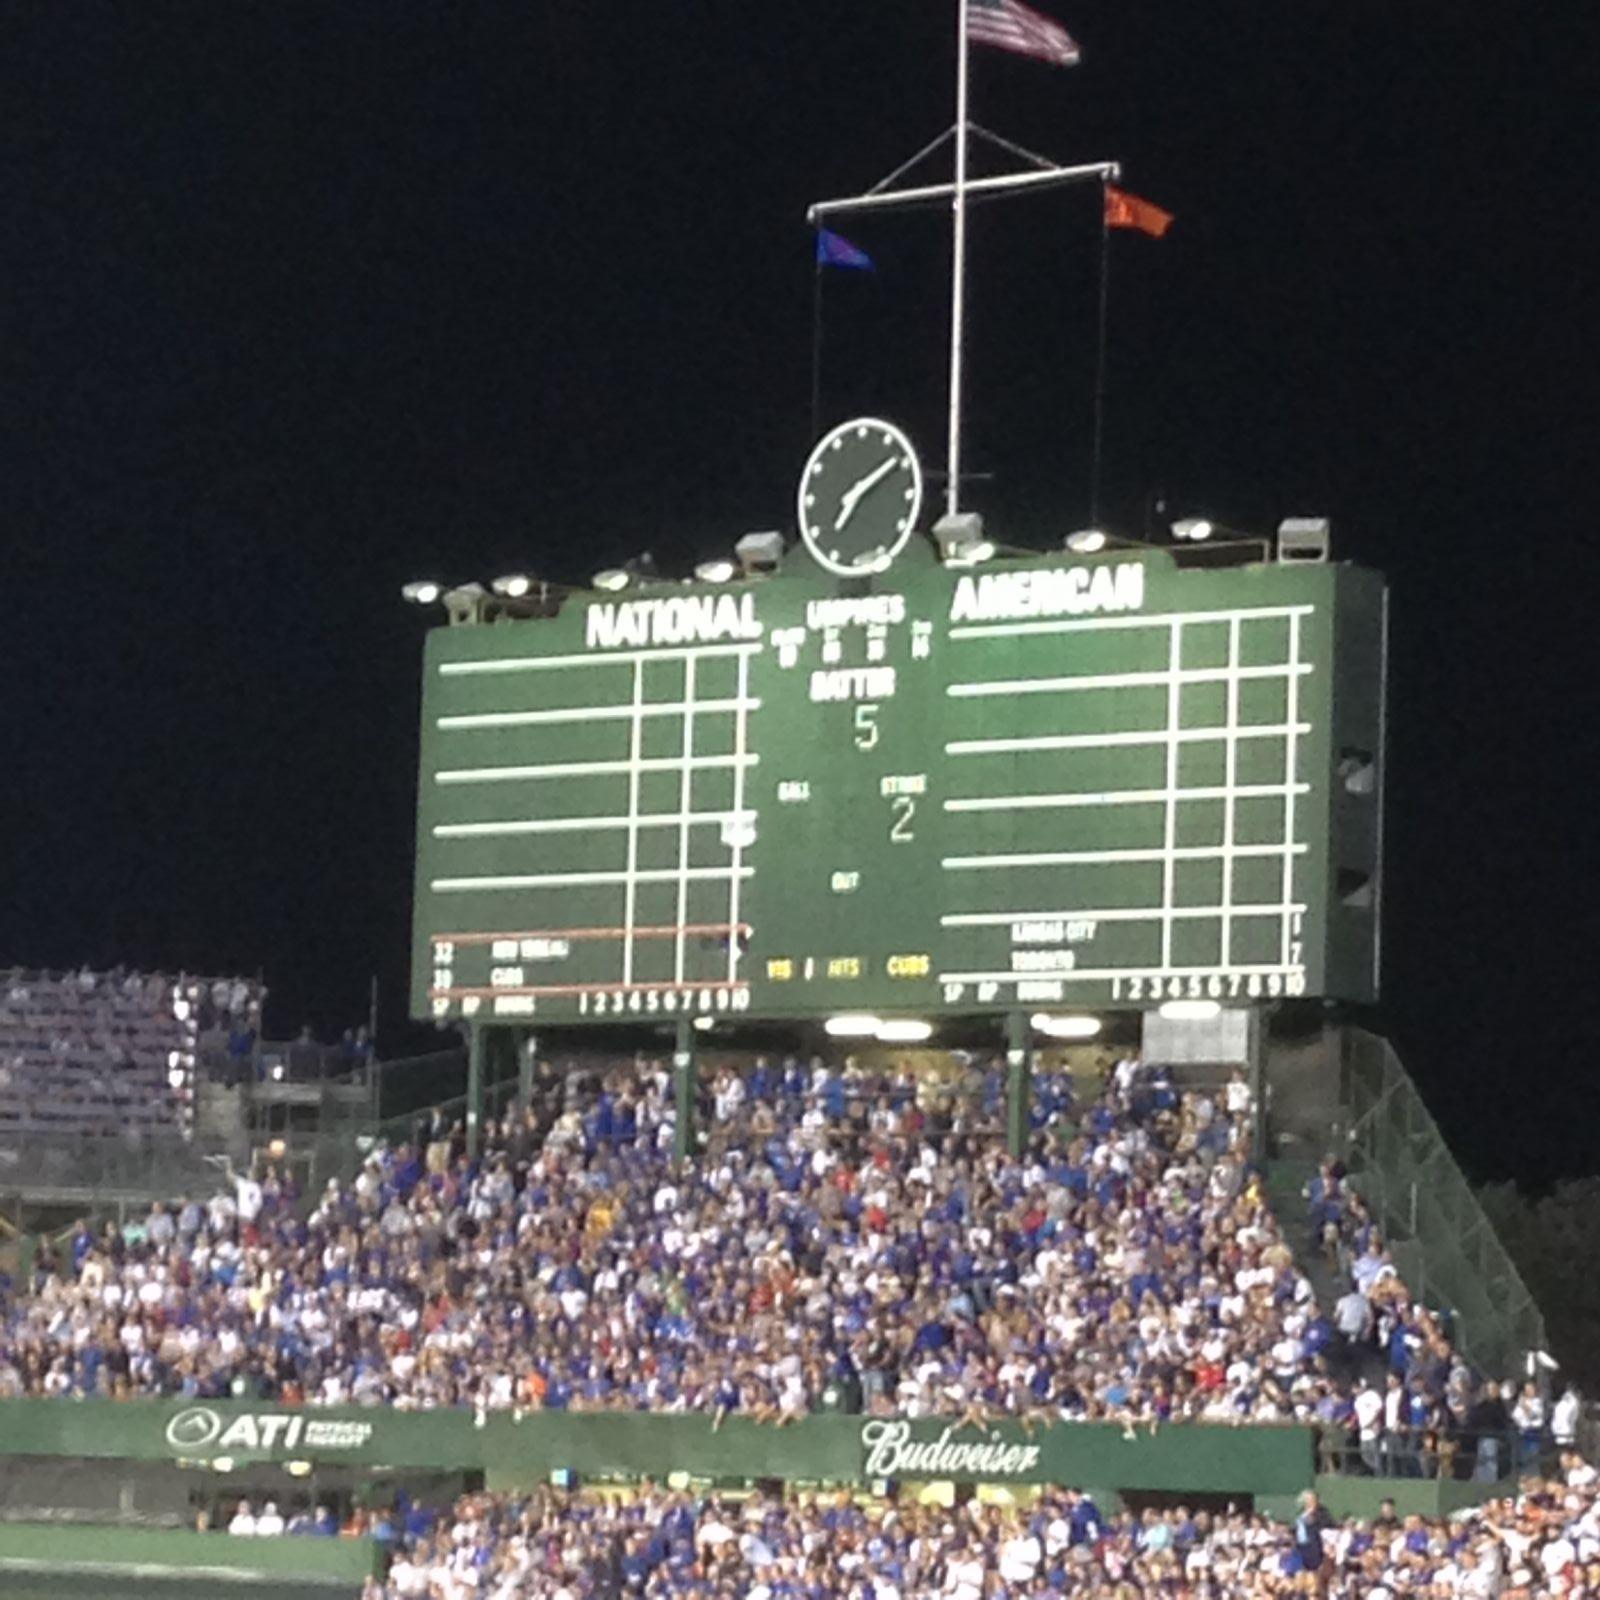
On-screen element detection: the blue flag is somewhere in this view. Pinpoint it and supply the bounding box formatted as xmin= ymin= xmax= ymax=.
xmin=816 ymin=228 xmax=874 ymax=271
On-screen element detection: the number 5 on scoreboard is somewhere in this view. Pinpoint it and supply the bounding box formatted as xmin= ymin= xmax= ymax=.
xmin=853 ymin=704 xmax=879 ymax=750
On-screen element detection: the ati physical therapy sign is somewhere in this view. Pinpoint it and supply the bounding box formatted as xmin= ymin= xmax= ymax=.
xmin=164 ymin=1406 xmax=374 ymax=1457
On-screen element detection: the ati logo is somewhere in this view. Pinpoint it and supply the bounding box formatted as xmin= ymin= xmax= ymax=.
xmin=164 ymin=1407 xmax=373 ymax=1455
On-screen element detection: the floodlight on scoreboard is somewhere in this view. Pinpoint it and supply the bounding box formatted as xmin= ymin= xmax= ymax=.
xmin=409 ymin=419 xmax=1385 ymax=1026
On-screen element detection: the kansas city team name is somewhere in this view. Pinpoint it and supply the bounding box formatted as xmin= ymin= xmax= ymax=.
xmin=586 ymin=593 xmax=762 ymax=650
xmin=949 ymin=561 xmax=1145 ymax=622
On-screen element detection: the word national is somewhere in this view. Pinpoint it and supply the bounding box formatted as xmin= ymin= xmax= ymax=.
xmin=586 ymin=594 xmax=761 ymax=650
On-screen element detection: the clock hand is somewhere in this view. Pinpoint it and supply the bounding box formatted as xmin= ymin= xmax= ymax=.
xmin=834 ymin=458 xmax=899 ymax=533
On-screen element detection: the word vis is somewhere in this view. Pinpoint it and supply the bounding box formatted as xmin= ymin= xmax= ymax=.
xmin=949 ymin=561 xmax=1145 ymax=623
xmin=586 ymin=593 xmax=761 ymax=650
xmin=860 ymin=1419 xmax=1042 ymax=1480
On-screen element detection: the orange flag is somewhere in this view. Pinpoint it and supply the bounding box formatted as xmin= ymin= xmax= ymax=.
xmin=1105 ymin=184 xmax=1174 ymax=239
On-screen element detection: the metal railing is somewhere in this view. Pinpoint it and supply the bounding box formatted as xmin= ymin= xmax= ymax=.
xmin=1339 ymin=1028 xmax=1546 ymax=1378
xmin=0 ymin=1134 xmax=221 ymax=1209
xmin=1315 ymin=1425 xmax=1526 ymax=1484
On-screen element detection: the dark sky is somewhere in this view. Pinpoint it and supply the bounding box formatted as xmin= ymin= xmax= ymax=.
xmin=3 ymin=3 xmax=1595 ymax=1184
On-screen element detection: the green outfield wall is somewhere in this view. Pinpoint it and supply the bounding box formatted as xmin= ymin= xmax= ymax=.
xmin=0 ymin=1398 xmax=1314 ymax=1496
xmin=0 ymin=1523 xmax=374 ymax=1586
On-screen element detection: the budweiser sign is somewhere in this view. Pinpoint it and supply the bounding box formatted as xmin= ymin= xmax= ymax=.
xmin=860 ymin=1419 xmax=1043 ymax=1480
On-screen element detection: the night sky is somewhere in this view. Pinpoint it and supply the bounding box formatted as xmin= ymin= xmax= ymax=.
xmin=4 ymin=4 xmax=1595 ymax=1184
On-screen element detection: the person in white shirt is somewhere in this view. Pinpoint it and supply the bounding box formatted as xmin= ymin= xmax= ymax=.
xmin=1554 ymin=1385 xmax=1582 ymax=1447
xmin=254 ymin=1500 xmax=285 ymax=1537
xmin=1354 ymin=1381 xmax=1385 ymax=1474
xmin=998 ymin=1527 xmax=1042 ymax=1585
xmin=227 ymin=1499 xmax=257 ymax=1536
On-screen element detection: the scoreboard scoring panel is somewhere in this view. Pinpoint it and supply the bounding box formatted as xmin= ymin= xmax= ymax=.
xmin=411 ymin=549 xmax=1384 ymax=1024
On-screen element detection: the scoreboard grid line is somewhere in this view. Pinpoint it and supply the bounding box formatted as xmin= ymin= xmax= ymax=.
xmin=946 ymin=724 xmax=1311 ymax=757
xmin=620 ymin=659 xmax=645 ymax=984
xmin=726 ymin=650 xmax=753 ymax=983
xmin=946 ymin=662 xmax=1312 ymax=698
xmin=673 ymin=656 xmax=697 ymax=985
xmin=1282 ymin=611 xmax=1304 ymax=967
xmin=432 ymin=924 xmax=751 ymax=943
xmin=436 ymin=696 xmax=759 ymax=731
xmin=1160 ymin=619 xmax=1183 ymax=966
xmin=948 ymin=603 xmax=1315 ymax=642
xmin=941 ymin=844 xmax=1308 ymax=870
xmin=1222 ymin=616 xmax=1241 ymax=963
xmin=936 ymin=964 xmax=1302 ymax=985
xmin=435 ymin=754 xmax=759 ymax=786
xmin=431 ymin=867 xmax=755 ymax=893
xmin=943 ymin=782 xmax=1310 ymax=813
xmin=433 ymin=810 xmax=757 ymax=839
xmin=440 ymin=642 xmax=762 ymax=676
xmin=941 ymin=903 xmax=1308 ymax=926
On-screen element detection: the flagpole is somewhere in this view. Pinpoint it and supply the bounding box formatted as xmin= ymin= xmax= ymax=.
xmin=810 ymin=249 xmax=824 ymax=440
xmin=946 ymin=0 xmax=971 ymax=518
xmin=1090 ymin=177 xmax=1111 ymax=525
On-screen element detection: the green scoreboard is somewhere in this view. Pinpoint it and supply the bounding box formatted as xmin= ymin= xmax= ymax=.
xmin=410 ymin=536 xmax=1385 ymax=1026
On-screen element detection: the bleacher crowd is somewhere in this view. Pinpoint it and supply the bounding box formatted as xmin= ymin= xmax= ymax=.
xmin=0 ymin=1051 xmax=1405 ymax=1428
xmin=364 ymin=1472 xmax=1600 ymax=1599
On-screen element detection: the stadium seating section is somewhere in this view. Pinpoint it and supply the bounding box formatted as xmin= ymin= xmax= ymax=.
xmin=0 ymin=968 xmax=261 ymax=1141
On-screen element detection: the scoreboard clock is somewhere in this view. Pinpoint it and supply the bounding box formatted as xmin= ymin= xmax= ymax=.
xmin=797 ymin=418 xmax=924 ymax=578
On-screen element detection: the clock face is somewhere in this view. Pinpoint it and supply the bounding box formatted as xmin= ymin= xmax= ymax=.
xmin=797 ymin=418 xmax=924 ymax=578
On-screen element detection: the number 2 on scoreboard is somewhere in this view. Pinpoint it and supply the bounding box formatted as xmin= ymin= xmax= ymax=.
xmin=889 ymin=795 xmax=915 ymax=842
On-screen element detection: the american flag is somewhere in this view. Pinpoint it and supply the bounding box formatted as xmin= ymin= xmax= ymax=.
xmin=967 ymin=0 xmax=1080 ymax=67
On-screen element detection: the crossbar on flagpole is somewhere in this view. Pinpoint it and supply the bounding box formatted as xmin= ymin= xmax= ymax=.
xmin=806 ymin=160 xmax=1120 ymax=227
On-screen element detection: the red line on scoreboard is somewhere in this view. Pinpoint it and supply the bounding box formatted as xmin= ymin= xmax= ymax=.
xmin=433 ymin=924 xmax=751 ymax=944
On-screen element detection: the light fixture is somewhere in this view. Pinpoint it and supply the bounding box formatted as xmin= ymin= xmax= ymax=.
xmin=401 ymin=580 xmax=443 ymax=605
xmin=1029 ymin=1013 xmax=1102 ymax=1040
xmin=691 ymin=1015 xmax=716 ymax=1032
xmin=593 ymin=553 xmax=659 ymax=592
xmin=824 ymin=1014 xmax=882 ymax=1039
xmin=694 ymin=558 xmax=737 ymax=584
xmin=1157 ymin=999 xmax=1222 ymax=1021
xmin=933 ymin=511 xmax=995 ymax=566
xmin=1171 ymin=517 xmax=1214 ymax=542
xmin=735 ymin=530 xmax=786 ymax=574
xmin=1065 ymin=529 xmax=1108 ymax=555
xmin=876 ymin=1019 xmax=933 ymax=1043
xmin=491 ymin=574 xmax=533 ymax=598
xmin=443 ymin=582 xmax=490 ymax=625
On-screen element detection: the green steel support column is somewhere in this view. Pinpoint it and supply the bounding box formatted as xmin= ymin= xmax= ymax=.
xmin=466 ymin=1023 xmax=485 ymax=1159
xmin=673 ymin=1019 xmax=695 ymax=1166
xmin=1248 ymin=1009 xmax=1266 ymax=1167
xmin=518 ymin=1033 xmax=535 ymax=1114
xmin=1005 ymin=1011 xmax=1032 ymax=1159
